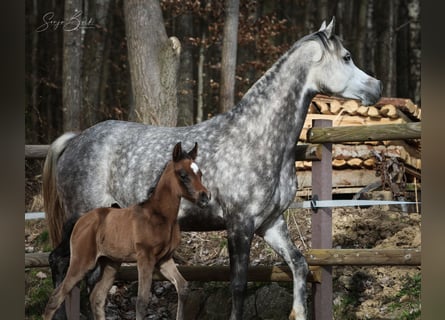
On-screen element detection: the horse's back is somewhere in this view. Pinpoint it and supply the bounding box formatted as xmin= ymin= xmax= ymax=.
xmin=55 ymin=120 xmax=203 ymax=216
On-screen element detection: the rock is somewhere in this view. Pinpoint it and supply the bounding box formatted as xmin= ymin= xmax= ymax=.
xmin=255 ymin=283 xmax=293 ymax=319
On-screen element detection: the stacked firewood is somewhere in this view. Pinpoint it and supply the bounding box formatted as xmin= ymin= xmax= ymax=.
xmin=296 ymin=95 xmax=421 ymax=172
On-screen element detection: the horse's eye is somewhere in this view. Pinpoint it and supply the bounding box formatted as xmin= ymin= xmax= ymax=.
xmin=343 ymin=53 xmax=351 ymax=63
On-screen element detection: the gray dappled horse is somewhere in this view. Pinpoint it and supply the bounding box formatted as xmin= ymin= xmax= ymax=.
xmin=44 ymin=18 xmax=381 ymax=320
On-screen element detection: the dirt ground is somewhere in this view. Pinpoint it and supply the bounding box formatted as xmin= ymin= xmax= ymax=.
xmin=25 ymin=159 xmax=421 ymax=319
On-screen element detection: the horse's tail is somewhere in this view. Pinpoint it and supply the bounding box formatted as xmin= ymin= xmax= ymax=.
xmin=43 ymin=132 xmax=78 ymax=248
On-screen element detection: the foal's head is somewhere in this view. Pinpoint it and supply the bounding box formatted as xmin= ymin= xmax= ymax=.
xmin=171 ymin=142 xmax=210 ymax=208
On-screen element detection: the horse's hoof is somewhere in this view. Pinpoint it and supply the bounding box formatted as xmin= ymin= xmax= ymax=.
xmin=288 ymin=309 xmax=302 ymax=320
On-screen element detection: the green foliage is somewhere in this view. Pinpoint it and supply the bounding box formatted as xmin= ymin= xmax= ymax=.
xmin=25 ymin=269 xmax=53 ymax=319
xmin=388 ymin=273 xmax=421 ymax=320
xmin=333 ymin=293 xmax=361 ymax=320
xmin=35 ymin=230 xmax=52 ymax=252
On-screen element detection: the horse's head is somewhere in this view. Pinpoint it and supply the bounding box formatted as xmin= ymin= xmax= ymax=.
xmin=171 ymin=142 xmax=210 ymax=208
xmin=302 ymin=17 xmax=382 ymax=105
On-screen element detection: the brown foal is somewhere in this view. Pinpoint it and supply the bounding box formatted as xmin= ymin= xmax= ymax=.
xmin=43 ymin=142 xmax=210 ymax=320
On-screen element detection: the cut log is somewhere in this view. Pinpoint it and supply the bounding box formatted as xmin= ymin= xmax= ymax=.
xmin=341 ymin=100 xmax=359 ymax=115
xmin=314 ymin=100 xmax=331 ymax=114
xmin=332 ymin=159 xmax=347 ymax=168
xmin=329 ymin=99 xmax=342 ymax=114
xmin=367 ymin=106 xmax=381 ymax=118
xmin=363 ymin=158 xmax=376 ymax=167
xmin=308 ymin=102 xmax=318 ymax=114
xmin=379 ymin=104 xmax=398 ymax=118
xmin=356 ymin=105 xmax=369 ymax=116
xmin=346 ymin=158 xmax=363 ymax=168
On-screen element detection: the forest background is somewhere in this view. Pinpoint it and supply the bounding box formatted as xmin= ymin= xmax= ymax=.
xmin=25 ymin=0 xmax=420 ymax=144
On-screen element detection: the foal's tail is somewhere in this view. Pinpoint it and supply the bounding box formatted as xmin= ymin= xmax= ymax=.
xmin=43 ymin=132 xmax=78 ymax=248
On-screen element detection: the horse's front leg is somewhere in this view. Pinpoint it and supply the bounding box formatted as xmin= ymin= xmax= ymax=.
xmin=135 ymin=251 xmax=156 ymax=320
xmin=259 ymin=214 xmax=308 ymax=320
xmin=158 ymin=258 xmax=189 ymax=320
xmin=227 ymin=217 xmax=255 ymax=320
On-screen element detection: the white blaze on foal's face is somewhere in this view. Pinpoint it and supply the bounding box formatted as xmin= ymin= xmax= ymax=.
xmin=190 ymin=162 xmax=199 ymax=175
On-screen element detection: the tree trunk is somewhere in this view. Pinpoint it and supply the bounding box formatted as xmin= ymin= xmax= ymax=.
xmin=316 ymin=0 xmax=329 ymax=24
xmin=81 ymin=0 xmax=110 ymax=127
xmin=407 ymin=0 xmax=420 ymax=104
xmin=196 ymin=32 xmax=205 ymax=123
xmin=374 ymin=0 xmax=398 ymax=98
xmin=124 ymin=0 xmax=181 ymax=126
xmin=354 ymin=0 xmax=368 ymax=67
xmin=62 ymin=0 xmax=82 ymax=131
xmin=219 ymin=0 xmax=239 ymax=113
xmin=176 ymin=13 xmax=195 ymax=126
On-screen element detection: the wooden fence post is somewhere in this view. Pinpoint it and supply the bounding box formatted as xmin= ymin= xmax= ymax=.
xmin=310 ymin=119 xmax=333 ymax=320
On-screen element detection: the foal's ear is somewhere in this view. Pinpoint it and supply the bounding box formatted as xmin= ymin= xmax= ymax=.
xmin=188 ymin=142 xmax=198 ymax=160
xmin=173 ymin=142 xmax=183 ymax=162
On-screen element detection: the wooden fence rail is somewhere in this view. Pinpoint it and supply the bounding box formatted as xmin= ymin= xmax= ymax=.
xmin=26 ymin=144 xmax=322 ymax=161
xmin=24 ymin=122 xmax=422 ymax=161
xmin=306 ymin=122 xmax=421 ymax=143
xmin=25 ymin=249 xmax=421 ymax=270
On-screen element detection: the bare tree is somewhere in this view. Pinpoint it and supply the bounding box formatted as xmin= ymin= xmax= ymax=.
xmin=124 ymin=0 xmax=181 ymax=126
xmin=62 ymin=0 xmax=82 ymax=131
xmin=177 ymin=13 xmax=195 ymax=126
xmin=219 ymin=0 xmax=239 ymax=113
xmin=81 ymin=0 xmax=111 ymax=127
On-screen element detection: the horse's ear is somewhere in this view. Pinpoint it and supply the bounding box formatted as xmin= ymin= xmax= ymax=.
xmin=318 ymin=20 xmax=327 ymax=31
xmin=324 ymin=17 xmax=335 ymax=38
xmin=173 ymin=142 xmax=183 ymax=162
xmin=188 ymin=142 xmax=198 ymax=160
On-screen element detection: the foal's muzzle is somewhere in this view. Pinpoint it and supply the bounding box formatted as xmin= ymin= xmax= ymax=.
xmin=197 ymin=191 xmax=211 ymax=208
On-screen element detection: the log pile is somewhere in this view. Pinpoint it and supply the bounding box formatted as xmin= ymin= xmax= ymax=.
xmin=296 ymin=95 xmax=421 ymax=193
xmin=296 ymin=144 xmax=421 ymax=170
xmin=307 ymin=95 xmax=421 ymax=120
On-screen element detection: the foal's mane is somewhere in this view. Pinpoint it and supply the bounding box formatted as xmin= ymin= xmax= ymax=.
xmin=137 ymin=161 xmax=169 ymax=207
xmin=137 ymin=148 xmax=192 ymax=207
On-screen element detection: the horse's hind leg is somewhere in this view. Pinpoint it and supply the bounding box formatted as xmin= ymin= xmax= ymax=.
xmin=159 ymin=258 xmax=189 ymax=320
xmin=89 ymin=258 xmax=121 ymax=320
xmin=259 ymin=215 xmax=308 ymax=320
xmin=47 ymin=216 xmax=79 ymax=320
xmin=226 ymin=218 xmax=255 ymax=320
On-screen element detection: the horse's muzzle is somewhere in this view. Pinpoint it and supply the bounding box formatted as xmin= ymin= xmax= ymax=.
xmin=197 ymin=191 xmax=211 ymax=208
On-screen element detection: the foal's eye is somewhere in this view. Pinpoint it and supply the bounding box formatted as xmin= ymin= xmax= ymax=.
xmin=343 ymin=53 xmax=351 ymax=63
xmin=178 ymin=170 xmax=188 ymax=180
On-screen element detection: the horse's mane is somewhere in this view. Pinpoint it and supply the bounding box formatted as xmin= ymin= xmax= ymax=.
xmin=313 ymin=31 xmax=343 ymax=54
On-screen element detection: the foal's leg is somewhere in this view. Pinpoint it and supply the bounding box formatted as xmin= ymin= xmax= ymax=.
xmin=135 ymin=251 xmax=156 ymax=320
xmin=43 ymin=256 xmax=96 ymax=320
xmin=226 ymin=217 xmax=255 ymax=320
xmin=159 ymin=258 xmax=189 ymax=320
xmin=89 ymin=258 xmax=121 ymax=320
xmin=259 ymin=215 xmax=308 ymax=320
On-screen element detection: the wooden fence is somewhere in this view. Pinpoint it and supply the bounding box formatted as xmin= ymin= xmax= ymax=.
xmin=25 ymin=120 xmax=421 ymax=320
